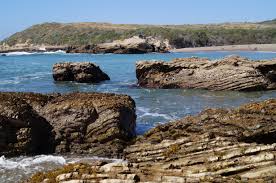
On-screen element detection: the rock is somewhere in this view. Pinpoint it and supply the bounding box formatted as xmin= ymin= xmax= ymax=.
xmin=53 ymin=62 xmax=110 ymax=83
xmin=41 ymin=92 xmax=136 ymax=157
xmin=0 ymin=93 xmax=54 ymax=156
xmin=67 ymin=36 xmax=171 ymax=54
xmin=27 ymin=99 xmax=276 ymax=182
xmin=136 ymin=55 xmax=276 ymax=91
xmin=124 ymin=99 xmax=276 ymax=181
xmin=0 ymin=92 xmax=136 ymax=157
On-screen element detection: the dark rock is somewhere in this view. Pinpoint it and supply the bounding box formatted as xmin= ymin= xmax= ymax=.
xmin=136 ymin=55 xmax=276 ymax=91
xmin=0 ymin=93 xmax=55 ymax=156
xmin=0 ymin=92 xmax=136 ymax=158
xmin=53 ymin=62 xmax=110 ymax=83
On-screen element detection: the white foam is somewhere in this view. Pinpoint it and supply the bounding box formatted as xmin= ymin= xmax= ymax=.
xmin=137 ymin=107 xmax=175 ymax=121
xmin=2 ymin=50 xmax=66 ymax=56
xmin=0 ymin=155 xmax=66 ymax=170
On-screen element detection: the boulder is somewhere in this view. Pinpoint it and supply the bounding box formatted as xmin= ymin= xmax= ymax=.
xmin=27 ymin=99 xmax=276 ymax=182
xmin=0 ymin=92 xmax=136 ymax=157
xmin=136 ymin=55 xmax=276 ymax=91
xmin=53 ymin=62 xmax=110 ymax=83
xmin=67 ymin=36 xmax=171 ymax=54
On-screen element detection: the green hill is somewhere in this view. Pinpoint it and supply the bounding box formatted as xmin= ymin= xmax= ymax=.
xmin=260 ymin=19 xmax=276 ymax=24
xmin=2 ymin=21 xmax=276 ymax=48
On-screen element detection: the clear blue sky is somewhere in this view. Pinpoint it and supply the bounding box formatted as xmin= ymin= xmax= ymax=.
xmin=1 ymin=0 xmax=276 ymax=40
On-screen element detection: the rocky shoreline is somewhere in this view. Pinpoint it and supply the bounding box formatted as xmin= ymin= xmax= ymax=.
xmin=0 ymin=36 xmax=170 ymax=54
xmin=25 ymin=98 xmax=276 ymax=182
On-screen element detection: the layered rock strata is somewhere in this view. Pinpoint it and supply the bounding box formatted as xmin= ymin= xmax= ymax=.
xmin=136 ymin=55 xmax=276 ymax=91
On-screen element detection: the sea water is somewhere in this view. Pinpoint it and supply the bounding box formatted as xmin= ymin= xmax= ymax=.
xmin=0 ymin=51 xmax=276 ymax=182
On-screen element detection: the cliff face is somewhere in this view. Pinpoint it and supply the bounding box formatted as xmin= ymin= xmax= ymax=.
xmin=1 ymin=21 xmax=276 ymax=50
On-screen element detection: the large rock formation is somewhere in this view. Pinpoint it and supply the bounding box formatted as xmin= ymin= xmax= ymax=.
xmin=27 ymin=99 xmax=276 ymax=182
xmin=0 ymin=92 xmax=136 ymax=157
xmin=67 ymin=36 xmax=171 ymax=54
xmin=136 ymin=55 xmax=276 ymax=91
xmin=53 ymin=62 xmax=110 ymax=83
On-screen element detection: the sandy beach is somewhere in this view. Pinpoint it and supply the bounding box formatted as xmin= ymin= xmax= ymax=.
xmin=171 ymin=44 xmax=276 ymax=52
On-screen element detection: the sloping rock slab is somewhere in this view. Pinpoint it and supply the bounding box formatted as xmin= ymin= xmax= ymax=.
xmin=136 ymin=55 xmax=276 ymax=91
xmin=53 ymin=62 xmax=110 ymax=83
xmin=124 ymin=99 xmax=276 ymax=181
xmin=0 ymin=92 xmax=136 ymax=157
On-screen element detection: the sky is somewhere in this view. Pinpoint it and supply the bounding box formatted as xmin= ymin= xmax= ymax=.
xmin=0 ymin=0 xmax=276 ymax=40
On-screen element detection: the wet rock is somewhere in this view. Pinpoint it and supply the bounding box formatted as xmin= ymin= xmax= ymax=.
xmin=136 ymin=55 xmax=276 ymax=91
xmin=0 ymin=92 xmax=136 ymax=157
xmin=53 ymin=62 xmax=110 ymax=83
xmin=67 ymin=36 xmax=171 ymax=54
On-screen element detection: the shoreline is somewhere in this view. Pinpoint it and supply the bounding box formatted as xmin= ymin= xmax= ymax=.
xmin=2 ymin=44 xmax=276 ymax=55
xmin=171 ymin=44 xmax=276 ymax=53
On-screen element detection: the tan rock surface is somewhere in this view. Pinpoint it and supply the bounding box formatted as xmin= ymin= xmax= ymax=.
xmin=136 ymin=55 xmax=276 ymax=91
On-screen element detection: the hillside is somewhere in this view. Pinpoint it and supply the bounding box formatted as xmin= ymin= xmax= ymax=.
xmin=1 ymin=21 xmax=276 ymax=49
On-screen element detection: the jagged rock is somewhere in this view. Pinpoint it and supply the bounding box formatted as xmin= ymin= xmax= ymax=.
xmin=40 ymin=92 xmax=136 ymax=156
xmin=67 ymin=36 xmax=171 ymax=54
xmin=53 ymin=62 xmax=110 ymax=83
xmin=0 ymin=92 xmax=136 ymax=157
xmin=27 ymin=99 xmax=276 ymax=182
xmin=0 ymin=93 xmax=54 ymax=156
xmin=136 ymin=55 xmax=276 ymax=91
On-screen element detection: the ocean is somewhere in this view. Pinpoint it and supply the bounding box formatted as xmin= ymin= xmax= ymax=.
xmin=0 ymin=51 xmax=276 ymax=182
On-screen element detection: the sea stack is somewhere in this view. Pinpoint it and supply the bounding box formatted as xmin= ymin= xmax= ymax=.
xmin=53 ymin=62 xmax=110 ymax=83
xmin=136 ymin=55 xmax=276 ymax=91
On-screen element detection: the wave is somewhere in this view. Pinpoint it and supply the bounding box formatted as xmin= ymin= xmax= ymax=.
xmin=1 ymin=50 xmax=66 ymax=56
xmin=0 ymin=155 xmax=66 ymax=170
xmin=137 ymin=107 xmax=176 ymax=121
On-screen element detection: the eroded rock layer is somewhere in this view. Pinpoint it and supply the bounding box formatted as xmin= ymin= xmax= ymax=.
xmin=136 ymin=55 xmax=276 ymax=91
xmin=27 ymin=99 xmax=276 ymax=182
xmin=0 ymin=92 xmax=136 ymax=157
xmin=53 ymin=62 xmax=110 ymax=83
xmin=67 ymin=36 xmax=170 ymax=54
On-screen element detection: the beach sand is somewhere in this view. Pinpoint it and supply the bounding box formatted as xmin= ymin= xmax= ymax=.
xmin=171 ymin=44 xmax=276 ymax=52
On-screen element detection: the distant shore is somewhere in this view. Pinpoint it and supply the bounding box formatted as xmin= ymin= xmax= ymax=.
xmin=171 ymin=44 xmax=276 ymax=53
